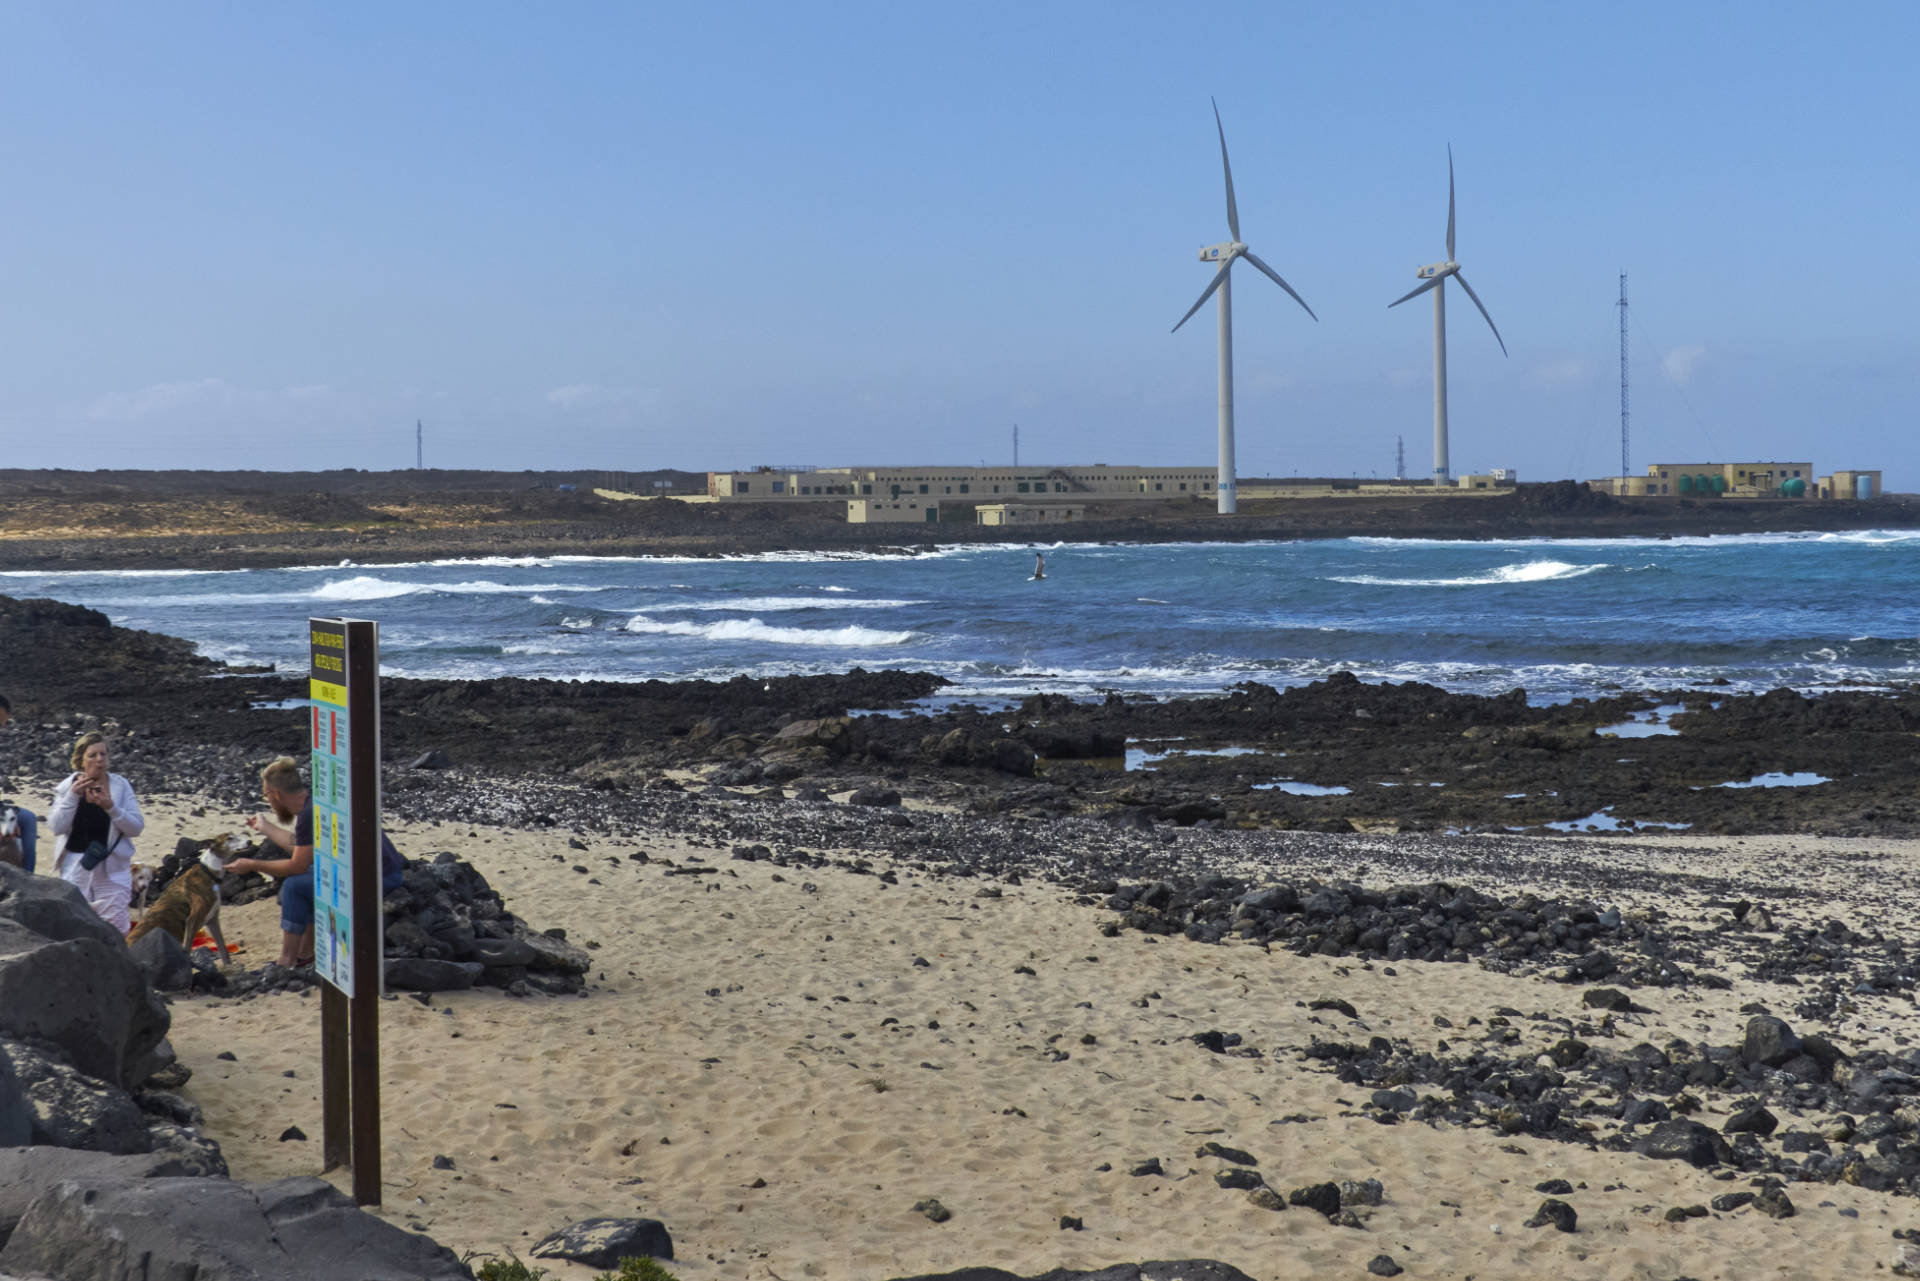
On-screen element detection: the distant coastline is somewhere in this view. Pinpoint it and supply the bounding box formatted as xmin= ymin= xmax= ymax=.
xmin=1 ymin=469 xmax=1915 ymax=572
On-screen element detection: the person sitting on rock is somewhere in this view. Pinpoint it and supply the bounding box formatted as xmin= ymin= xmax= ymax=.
xmin=227 ymin=756 xmax=405 ymax=969
xmin=0 ymin=695 xmax=39 ymax=873
xmin=47 ymin=730 xmax=145 ymax=932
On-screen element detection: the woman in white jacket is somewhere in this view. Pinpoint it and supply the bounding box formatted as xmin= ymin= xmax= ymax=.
xmin=48 ymin=731 xmax=144 ymax=933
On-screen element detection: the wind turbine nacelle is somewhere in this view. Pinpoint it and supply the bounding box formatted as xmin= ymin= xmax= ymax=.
xmin=1416 ymin=260 xmax=1457 ymax=280
xmin=1199 ymin=242 xmax=1244 ymax=263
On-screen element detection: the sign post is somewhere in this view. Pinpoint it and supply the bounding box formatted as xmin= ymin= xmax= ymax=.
xmin=309 ymin=617 xmax=383 ymax=1205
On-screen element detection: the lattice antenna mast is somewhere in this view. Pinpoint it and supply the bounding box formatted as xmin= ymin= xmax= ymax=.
xmin=1395 ymin=434 xmax=1406 ymax=480
xmin=1617 ymin=272 xmax=1630 ymax=477
xmin=415 ymin=419 xmax=423 ymax=471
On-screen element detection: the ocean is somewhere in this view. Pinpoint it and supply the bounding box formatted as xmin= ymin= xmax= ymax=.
xmin=6 ymin=530 xmax=1919 ymax=705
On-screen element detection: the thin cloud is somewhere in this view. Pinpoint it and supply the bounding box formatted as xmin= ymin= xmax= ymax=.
xmin=1663 ymin=345 xmax=1709 ymax=384
xmin=85 ymin=378 xmax=334 ymax=421
xmin=1532 ymin=357 xmax=1592 ymax=387
xmin=545 ymin=383 xmax=655 ymax=411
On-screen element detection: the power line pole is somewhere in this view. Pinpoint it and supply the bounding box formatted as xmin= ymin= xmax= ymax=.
xmin=415 ymin=420 xmax=423 ymax=471
xmin=1617 ymin=271 xmax=1630 ymax=478
xmin=1012 ymin=423 xmax=1019 ymax=468
xmin=1394 ymin=435 xmax=1405 ymax=480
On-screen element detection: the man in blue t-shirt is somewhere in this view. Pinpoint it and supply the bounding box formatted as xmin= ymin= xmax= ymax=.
xmin=229 ymin=755 xmax=405 ymax=970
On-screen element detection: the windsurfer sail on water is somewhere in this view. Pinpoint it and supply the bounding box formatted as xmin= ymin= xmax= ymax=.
xmin=1033 ymin=552 xmax=1045 ymax=580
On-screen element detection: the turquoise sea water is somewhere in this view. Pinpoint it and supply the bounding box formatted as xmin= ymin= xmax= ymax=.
xmin=8 ymin=530 xmax=1920 ymax=704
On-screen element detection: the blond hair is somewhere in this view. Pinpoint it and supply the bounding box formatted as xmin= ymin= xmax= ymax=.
xmin=68 ymin=731 xmax=105 ymax=772
xmin=260 ymin=756 xmax=306 ymax=795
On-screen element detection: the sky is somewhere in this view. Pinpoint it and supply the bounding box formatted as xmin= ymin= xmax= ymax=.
xmin=1 ymin=2 xmax=1915 ymax=485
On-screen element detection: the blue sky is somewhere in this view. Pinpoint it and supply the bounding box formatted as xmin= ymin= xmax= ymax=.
xmin=1 ymin=2 xmax=1914 ymax=484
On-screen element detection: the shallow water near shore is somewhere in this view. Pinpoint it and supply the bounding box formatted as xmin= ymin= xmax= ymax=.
xmin=8 ymin=529 xmax=1920 ymax=702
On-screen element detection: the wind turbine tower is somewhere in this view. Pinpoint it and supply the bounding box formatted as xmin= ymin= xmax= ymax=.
xmin=1388 ymin=146 xmax=1507 ymax=486
xmin=1172 ymin=99 xmax=1318 ymax=514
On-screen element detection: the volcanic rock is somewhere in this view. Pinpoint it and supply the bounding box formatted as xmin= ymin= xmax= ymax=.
xmin=0 ymin=1174 xmax=469 ymax=1279
xmin=530 ymin=1216 xmax=675 ymax=1267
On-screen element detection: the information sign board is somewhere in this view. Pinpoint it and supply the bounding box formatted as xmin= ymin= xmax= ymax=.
xmin=309 ymin=621 xmax=355 ymax=996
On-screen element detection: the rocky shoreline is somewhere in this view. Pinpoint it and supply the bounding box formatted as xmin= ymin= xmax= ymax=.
xmin=10 ymin=592 xmax=1920 ymax=1275
xmin=4 ymin=592 xmax=1914 ymax=841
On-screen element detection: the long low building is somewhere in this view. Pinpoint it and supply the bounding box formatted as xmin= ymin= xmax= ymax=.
xmin=1590 ymin=462 xmax=1881 ymax=499
xmin=708 ymin=464 xmax=1219 ymax=501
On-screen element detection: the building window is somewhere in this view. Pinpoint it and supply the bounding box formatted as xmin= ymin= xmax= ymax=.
xmin=861 ymin=484 xmax=872 ymax=495
xmin=1179 ymin=483 xmax=1187 ymax=491
xmin=919 ymin=484 xmax=928 ymax=494
xmin=1155 ymin=483 xmax=1163 ymax=491
xmin=993 ymin=485 xmax=1000 ymax=493
xmin=772 ymin=481 xmax=785 ymax=494
xmin=738 ymin=482 xmax=750 ymax=493
xmin=1017 ymin=483 xmax=1029 ymax=493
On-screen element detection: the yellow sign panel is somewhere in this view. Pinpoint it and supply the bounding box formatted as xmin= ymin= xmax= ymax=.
xmin=310 ymin=678 xmax=347 ymax=707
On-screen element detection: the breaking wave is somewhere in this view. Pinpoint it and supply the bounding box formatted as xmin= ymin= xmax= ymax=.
xmin=621 ymin=616 xmax=914 ymax=647
xmin=1328 ymin=560 xmax=1605 ymax=588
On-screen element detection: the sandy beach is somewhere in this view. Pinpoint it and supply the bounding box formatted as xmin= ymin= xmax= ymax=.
xmin=87 ymin=785 xmax=1912 ymax=1281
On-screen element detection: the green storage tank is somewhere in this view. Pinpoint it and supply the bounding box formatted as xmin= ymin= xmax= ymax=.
xmin=1676 ymin=475 xmax=1693 ymax=495
xmin=1711 ymin=474 xmax=1727 ymax=494
xmin=1782 ymin=477 xmax=1807 ymax=497
xmin=1695 ymin=474 xmax=1713 ymax=495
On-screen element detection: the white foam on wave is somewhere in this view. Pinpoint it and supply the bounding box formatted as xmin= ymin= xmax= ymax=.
xmin=621 ymin=615 xmax=914 ymax=647
xmin=501 ymin=641 xmax=580 ymax=655
xmin=307 ymin=576 xmax=582 ymax=601
xmin=634 ymin=596 xmax=926 ymax=614
xmin=1328 ymin=559 xmax=1604 ymax=587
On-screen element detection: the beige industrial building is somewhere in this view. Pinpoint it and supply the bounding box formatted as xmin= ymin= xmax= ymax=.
xmin=973 ymin=503 xmax=1086 ymax=526
xmin=708 ymin=464 xmax=1218 ymax=502
xmin=1590 ymin=462 xmax=1880 ymax=500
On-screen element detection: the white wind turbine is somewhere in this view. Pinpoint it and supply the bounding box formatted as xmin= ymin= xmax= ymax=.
xmin=1388 ymin=145 xmax=1507 ymax=487
xmin=1171 ymin=99 xmax=1317 ymax=515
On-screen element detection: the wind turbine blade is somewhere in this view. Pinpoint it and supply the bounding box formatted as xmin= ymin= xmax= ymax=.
xmin=1453 ymin=271 xmax=1507 ymax=356
xmin=1446 ymin=144 xmax=1456 ymax=260
xmin=1242 ymin=250 xmax=1318 ymax=321
xmin=1171 ymin=257 xmax=1235 ymax=333
xmin=1212 ymin=98 xmax=1240 ymax=242
xmin=1387 ymin=276 xmax=1441 ymax=309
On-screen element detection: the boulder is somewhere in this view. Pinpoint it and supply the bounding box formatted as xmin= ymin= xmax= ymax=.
xmin=128 ymin=929 xmax=194 ymax=993
xmin=0 ymin=1147 xmax=222 ymax=1241
xmin=0 ymin=1054 xmax=27 ymax=1148
xmin=0 ymin=865 xmax=126 ymax=950
xmin=464 ymin=937 xmax=537 ymax=968
xmin=848 ymin=785 xmax=901 ymax=808
xmin=381 ymin=959 xmax=483 ymax=993
xmin=530 ymin=1216 xmax=674 ymax=1268
xmin=0 ymin=922 xmax=169 ymax=1089
xmin=0 ymin=1039 xmax=151 ymax=1154
xmin=0 ymin=1175 xmax=470 ymax=1279
xmin=520 ymin=932 xmax=590 ymax=975
xmin=1723 ymin=1105 xmax=1779 ymax=1137
xmin=1633 ymin=1119 xmax=1735 ymax=1168
xmin=759 ymin=717 xmax=852 ymax=755
xmin=1742 ymin=1016 xmax=1802 ymax=1068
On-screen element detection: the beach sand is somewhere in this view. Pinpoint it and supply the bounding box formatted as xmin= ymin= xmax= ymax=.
xmin=127 ymin=790 xmax=1920 ymax=1280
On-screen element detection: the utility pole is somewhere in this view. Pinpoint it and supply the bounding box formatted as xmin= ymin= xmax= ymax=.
xmin=1617 ymin=272 xmax=1630 ymax=478
xmin=1395 ymin=435 xmax=1406 ymax=481
xmin=1012 ymin=423 xmax=1019 ymax=468
xmin=415 ymin=420 xmax=423 ymax=471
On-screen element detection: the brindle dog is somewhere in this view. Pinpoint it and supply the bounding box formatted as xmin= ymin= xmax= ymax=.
xmin=127 ymin=839 xmax=240 ymax=965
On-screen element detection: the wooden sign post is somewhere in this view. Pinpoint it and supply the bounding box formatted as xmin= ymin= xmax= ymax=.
xmin=309 ymin=617 xmax=383 ymax=1206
